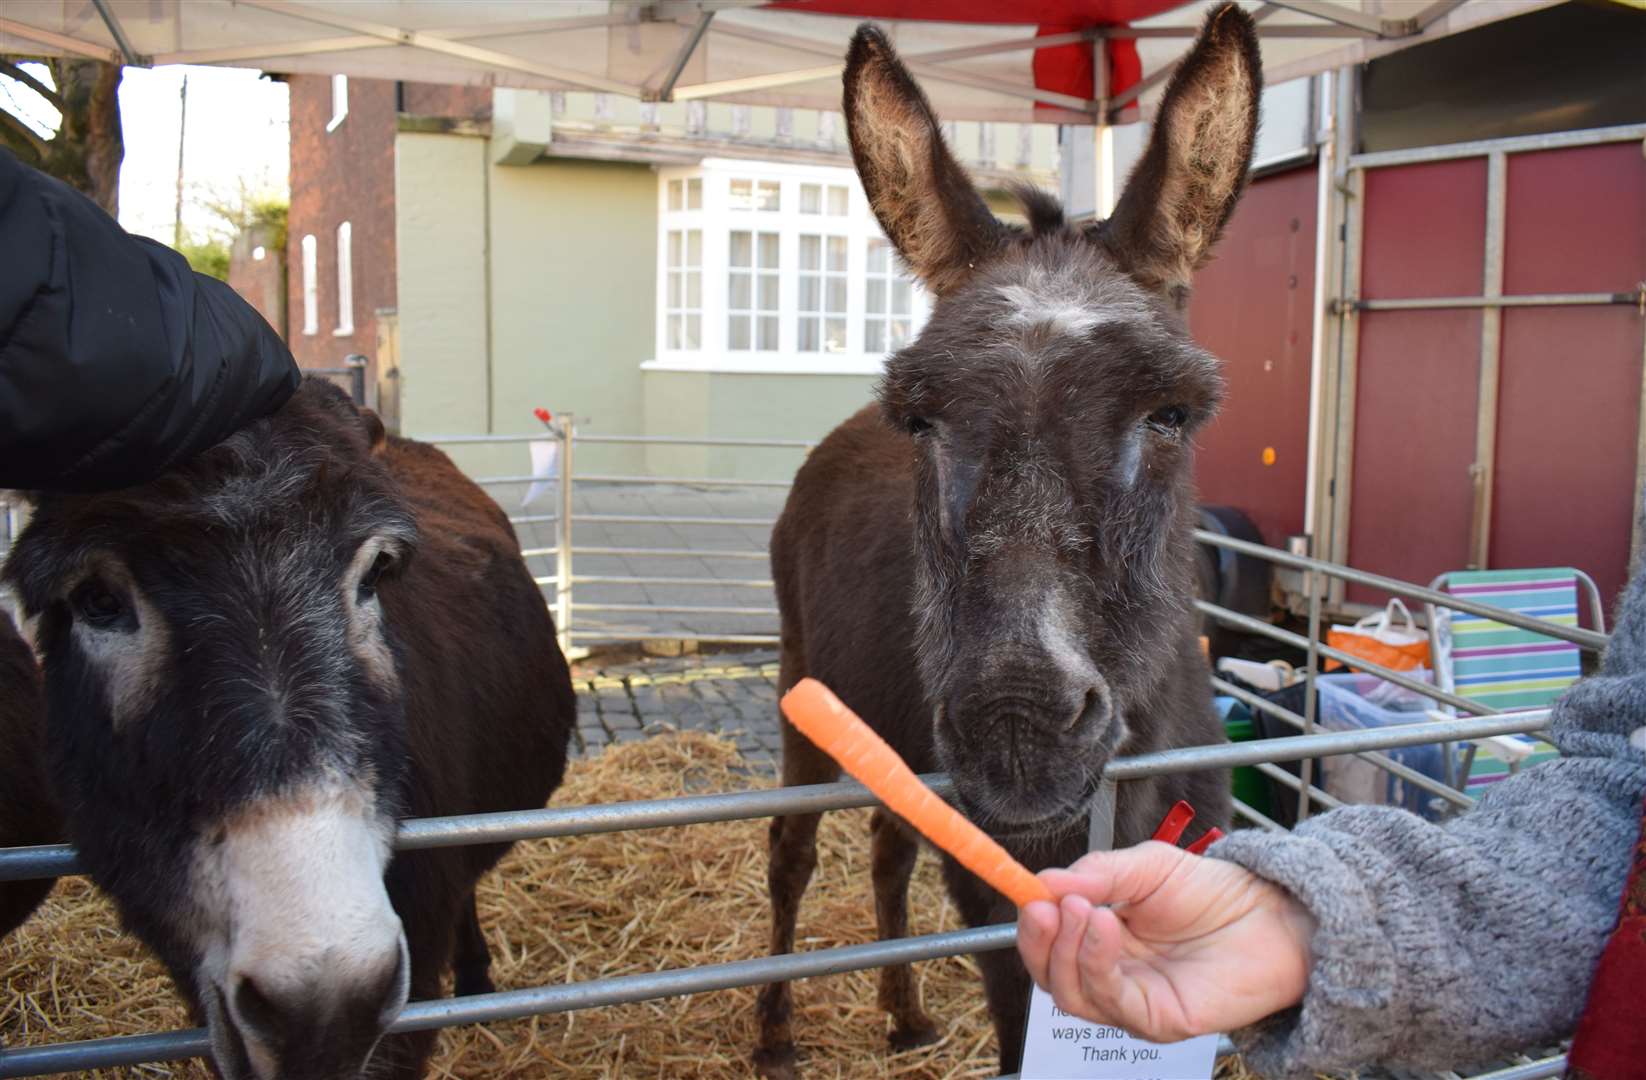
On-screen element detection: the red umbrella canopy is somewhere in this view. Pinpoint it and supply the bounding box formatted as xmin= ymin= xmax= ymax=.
xmin=765 ymin=0 xmax=1188 ymax=109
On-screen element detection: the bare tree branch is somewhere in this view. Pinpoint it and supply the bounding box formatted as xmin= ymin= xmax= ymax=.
xmin=0 ymin=106 xmax=48 ymax=161
xmin=0 ymin=57 xmax=66 ymax=112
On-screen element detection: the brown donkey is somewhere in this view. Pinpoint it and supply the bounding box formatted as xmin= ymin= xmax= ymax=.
xmin=756 ymin=6 xmax=1261 ymax=1074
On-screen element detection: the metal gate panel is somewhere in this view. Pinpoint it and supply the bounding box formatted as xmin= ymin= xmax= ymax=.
xmin=1345 ymin=155 xmax=1492 ymax=601
xmin=1191 ymin=163 xmax=1318 ymax=545
xmin=1502 ymin=143 xmax=1645 ymax=296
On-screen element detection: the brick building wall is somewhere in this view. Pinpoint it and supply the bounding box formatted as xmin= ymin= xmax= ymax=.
xmin=226 ymin=224 xmax=286 ymax=339
xmin=285 ymin=74 xmax=398 ymax=372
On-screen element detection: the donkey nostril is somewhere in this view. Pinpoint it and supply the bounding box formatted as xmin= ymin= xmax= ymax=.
xmin=231 ymin=974 xmax=283 ymax=1041
xmin=1070 ymin=686 xmax=1110 ymax=731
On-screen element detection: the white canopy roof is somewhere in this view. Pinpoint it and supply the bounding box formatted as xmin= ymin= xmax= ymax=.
xmin=1 ymin=1 xmax=1559 ymax=123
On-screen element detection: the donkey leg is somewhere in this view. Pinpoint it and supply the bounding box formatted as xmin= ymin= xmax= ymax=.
xmin=870 ymin=809 xmax=939 ymax=1050
xmin=942 ymin=856 xmax=1033 ymax=1073
xmin=452 ymin=890 xmax=495 ymax=997
xmin=753 ymin=720 xmax=839 ymax=1079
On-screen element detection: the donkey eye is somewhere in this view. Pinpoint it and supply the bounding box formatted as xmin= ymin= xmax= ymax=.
xmin=1145 ymin=405 xmax=1190 ymax=434
xmin=358 ymin=551 xmax=396 ymax=601
xmin=905 ymin=416 xmax=935 ymax=438
xmin=71 ymin=578 xmax=131 ymax=630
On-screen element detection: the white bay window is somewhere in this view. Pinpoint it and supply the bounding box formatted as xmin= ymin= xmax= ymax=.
xmin=651 ymin=160 xmax=929 ymax=374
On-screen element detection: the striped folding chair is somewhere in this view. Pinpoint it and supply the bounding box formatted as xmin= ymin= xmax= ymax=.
xmin=1425 ymin=568 xmax=1606 ymax=792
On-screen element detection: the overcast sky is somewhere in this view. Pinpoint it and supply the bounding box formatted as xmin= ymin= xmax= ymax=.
xmin=2 ymin=62 xmax=289 ymax=245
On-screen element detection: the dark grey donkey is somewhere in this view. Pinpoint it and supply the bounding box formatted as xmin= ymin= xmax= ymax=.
xmin=756 ymin=5 xmax=1261 ymax=1075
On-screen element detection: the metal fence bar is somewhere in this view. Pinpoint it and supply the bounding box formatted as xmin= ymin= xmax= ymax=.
xmin=557 ymin=546 xmax=769 ymax=561
xmin=576 ymin=513 xmax=777 ymax=528
xmin=1198 ymin=600 xmax=1496 ymax=716
xmin=1253 ymin=761 xmax=1346 ymax=810
xmin=572 ymin=602 xmax=779 ymax=617
xmin=575 ymin=474 xmax=793 ymax=489
xmin=1210 ymin=675 xmax=1479 ymax=811
xmin=1346 ymin=121 xmax=1646 ymax=169
xmin=1465 ymin=1056 xmax=1567 ymax=1080
xmin=1232 ymin=798 xmax=1285 ymax=831
xmin=1194 ymin=530 xmax=1608 ymax=650
xmin=0 ymin=926 xmax=1016 ymax=1078
xmin=1 ymin=712 xmax=1550 ymax=884
xmin=509 ymin=513 xmax=558 ymax=526
xmin=571 ymin=574 xmax=775 ymax=588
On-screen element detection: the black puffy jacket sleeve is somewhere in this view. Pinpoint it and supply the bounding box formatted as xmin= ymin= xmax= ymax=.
xmin=0 ymin=149 xmax=299 ymax=492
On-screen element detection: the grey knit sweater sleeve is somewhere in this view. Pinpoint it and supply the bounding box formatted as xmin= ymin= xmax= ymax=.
xmin=1210 ymin=573 xmax=1646 ymax=1077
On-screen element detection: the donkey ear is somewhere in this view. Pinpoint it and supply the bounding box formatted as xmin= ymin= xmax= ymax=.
xmin=1098 ymin=2 xmax=1261 ymax=305
xmin=844 ymin=25 xmax=1005 ymax=296
xmin=359 ymin=409 xmax=388 ymax=456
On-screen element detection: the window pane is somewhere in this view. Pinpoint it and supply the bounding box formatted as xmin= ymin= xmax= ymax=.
xmin=668 ymin=272 xmax=681 ymax=307
xmin=686 ymin=177 xmax=702 ymax=210
xmin=758 ymin=233 xmax=780 ymax=268
xmin=757 ymin=180 xmax=780 ymax=211
xmin=867 ymin=239 xmax=889 ymax=274
xmin=892 ymin=279 xmax=912 ymax=313
xmin=758 ymin=315 xmax=779 ymax=349
xmin=825 ymin=277 xmax=847 ymax=313
xmin=800 ymin=183 xmax=821 ymax=214
xmin=729 ymin=178 xmax=753 ymax=209
xmin=798 ymin=317 xmax=819 ymax=351
xmin=729 ymin=231 xmax=752 ymax=267
xmin=686 ymin=230 xmax=701 ymax=265
xmin=668 ymin=314 xmax=682 ymax=350
xmin=824 ymin=318 xmax=846 ymax=352
xmin=686 ymin=271 xmax=701 ymax=308
xmin=758 ymin=273 xmax=779 ymax=310
xmin=686 ymin=313 xmax=701 ymax=349
xmin=729 ymin=315 xmax=750 ymax=349
xmin=827 ymin=185 xmax=849 ymax=216
xmin=729 ymin=272 xmax=751 ymax=309
xmin=668 ymin=179 xmax=682 ymax=211
xmin=799 ymin=235 xmax=820 ymax=271
xmin=866 ymin=278 xmax=885 ymax=314
xmin=827 ymin=236 xmax=848 ymax=271
xmin=865 ymin=321 xmax=884 ymax=353
xmin=668 ymin=231 xmax=682 ymax=267
xmin=799 ymin=276 xmax=820 ymax=310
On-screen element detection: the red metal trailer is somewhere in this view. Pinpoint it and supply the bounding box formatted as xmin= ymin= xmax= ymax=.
xmin=1193 ymin=122 xmax=1645 ymax=621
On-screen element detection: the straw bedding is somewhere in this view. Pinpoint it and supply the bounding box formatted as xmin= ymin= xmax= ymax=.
xmin=0 ymin=732 xmax=1256 ymax=1079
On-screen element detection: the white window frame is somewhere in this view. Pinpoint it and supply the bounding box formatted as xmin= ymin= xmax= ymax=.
xmin=327 ymin=74 xmax=348 ymax=132
xmin=333 ymin=221 xmax=354 ymax=336
xmin=300 ymin=234 xmax=318 ymax=336
xmin=648 ymin=159 xmax=930 ymax=376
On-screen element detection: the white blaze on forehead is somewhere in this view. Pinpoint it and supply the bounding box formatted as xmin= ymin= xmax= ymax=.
xmin=997 ymin=282 xmax=1108 ymax=337
xmin=193 ymin=783 xmax=404 ymax=1027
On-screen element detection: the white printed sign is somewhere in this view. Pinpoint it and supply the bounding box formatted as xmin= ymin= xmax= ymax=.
xmin=520 ymin=439 xmax=560 ymax=508
xmin=1019 ymin=985 xmax=1218 ymax=1080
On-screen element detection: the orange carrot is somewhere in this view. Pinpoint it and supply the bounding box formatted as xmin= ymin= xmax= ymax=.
xmin=780 ymin=678 xmax=1054 ymax=908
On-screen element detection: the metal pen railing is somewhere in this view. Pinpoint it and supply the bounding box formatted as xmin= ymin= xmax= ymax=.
xmin=0 ymin=708 xmax=1561 ymax=1077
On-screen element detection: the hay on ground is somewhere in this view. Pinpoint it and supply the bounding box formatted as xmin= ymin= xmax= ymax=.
xmin=1 ymin=732 xmax=1257 ymax=1078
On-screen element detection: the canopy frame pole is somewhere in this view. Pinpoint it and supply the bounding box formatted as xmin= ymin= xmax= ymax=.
xmin=89 ymin=0 xmax=145 ymax=66
xmin=1411 ymin=0 xmax=1469 ymax=32
xmin=233 ymin=0 xmax=644 ymax=96
xmin=0 ymin=18 xmax=119 ymax=62
xmin=653 ymin=11 xmax=715 ymax=102
xmin=688 ymin=20 xmax=1098 ymax=113
xmin=1268 ymin=0 xmax=1395 ymax=36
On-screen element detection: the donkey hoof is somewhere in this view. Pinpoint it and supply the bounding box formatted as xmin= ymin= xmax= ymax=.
xmin=752 ymin=1042 xmax=801 ymax=1080
xmin=887 ymin=1020 xmax=940 ymax=1052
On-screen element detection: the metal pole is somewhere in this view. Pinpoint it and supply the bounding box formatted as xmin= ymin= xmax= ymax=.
xmin=1299 ymin=562 xmax=1322 ymax=821
xmin=556 ymin=414 xmax=574 ymax=655
xmin=344 ymin=353 xmax=368 ymax=407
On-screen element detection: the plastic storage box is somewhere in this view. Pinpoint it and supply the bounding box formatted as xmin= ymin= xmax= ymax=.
xmin=1315 ymin=670 xmax=1458 ymax=820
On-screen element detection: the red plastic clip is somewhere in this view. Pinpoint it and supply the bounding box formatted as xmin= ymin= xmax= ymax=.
xmin=1150 ymin=801 xmax=1224 ymax=854
xmin=1151 ymin=801 xmax=1196 ymax=845
xmin=533 ymin=407 xmax=554 ymax=424
xmin=1184 ymin=828 xmax=1225 ymax=855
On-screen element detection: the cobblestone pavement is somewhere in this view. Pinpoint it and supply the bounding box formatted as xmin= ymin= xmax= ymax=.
xmin=568 ymin=647 xmax=783 ymax=771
